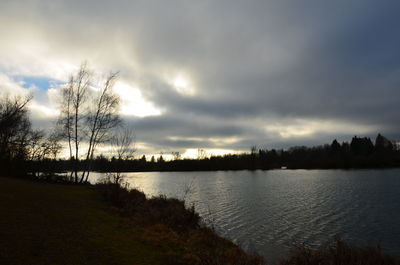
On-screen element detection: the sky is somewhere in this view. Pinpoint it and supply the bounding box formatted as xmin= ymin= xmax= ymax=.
xmin=0 ymin=0 xmax=399 ymax=158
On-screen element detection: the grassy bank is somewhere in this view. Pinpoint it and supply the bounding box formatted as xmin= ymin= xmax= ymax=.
xmin=0 ymin=177 xmax=165 ymax=265
xmin=0 ymin=176 xmax=263 ymax=265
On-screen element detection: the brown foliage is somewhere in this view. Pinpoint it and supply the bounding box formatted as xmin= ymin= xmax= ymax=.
xmin=96 ymin=182 xmax=265 ymax=265
xmin=96 ymin=183 xmax=199 ymax=233
xmin=280 ymin=238 xmax=400 ymax=265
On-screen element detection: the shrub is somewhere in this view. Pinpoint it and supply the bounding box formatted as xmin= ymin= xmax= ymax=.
xmin=96 ymin=183 xmax=146 ymax=216
xmin=184 ymin=227 xmax=265 ymax=265
xmin=96 ymin=183 xmax=200 ymax=232
xmin=148 ymin=196 xmax=200 ymax=233
xmin=95 ymin=182 xmax=265 ymax=265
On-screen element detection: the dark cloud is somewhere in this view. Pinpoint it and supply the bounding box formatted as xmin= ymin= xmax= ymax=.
xmin=1 ymin=0 xmax=400 ymax=155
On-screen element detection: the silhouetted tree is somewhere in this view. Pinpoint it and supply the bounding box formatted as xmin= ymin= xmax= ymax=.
xmin=157 ymin=155 xmax=164 ymax=163
xmin=330 ymin=139 xmax=341 ymax=154
xmin=375 ymin=133 xmax=393 ymax=152
xmin=0 ymin=95 xmax=63 ymax=176
xmin=350 ymin=136 xmax=374 ymax=156
xmin=58 ymin=64 xmax=121 ymax=183
xmin=111 ymin=125 xmax=135 ymax=160
xmin=81 ymin=72 xmax=121 ymax=183
xmin=27 ymin=130 xmax=62 ymax=177
xmin=172 ymin=152 xmax=181 ymax=160
xmin=57 ymin=63 xmax=91 ymax=182
xmin=197 ymin=149 xmax=207 ymax=159
xmin=0 ymin=95 xmax=32 ymax=163
xmin=250 ymin=146 xmax=257 ymax=156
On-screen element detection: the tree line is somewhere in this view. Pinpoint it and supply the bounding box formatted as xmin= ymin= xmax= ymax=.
xmin=25 ymin=133 xmax=400 ymax=173
xmin=100 ymin=134 xmax=399 ymax=171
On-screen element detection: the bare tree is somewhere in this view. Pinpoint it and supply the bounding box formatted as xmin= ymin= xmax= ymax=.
xmin=100 ymin=126 xmax=134 ymax=186
xmin=26 ymin=130 xmax=62 ymax=177
xmin=57 ymin=63 xmax=91 ymax=182
xmin=28 ymin=131 xmax=62 ymax=161
xmin=58 ymin=78 xmax=75 ymax=159
xmin=80 ymin=72 xmax=121 ymax=183
xmin=197 ymin=148 xmax=207 ymax=160
xmin=103 ymin=125 xmax=136 ymax=186
xmin=27 ymin=129 xmax=46 ymax=161
xmin=0 ymin=95 xmax=33 ymax=161
xmin=46 ymin=132 xmax=63 ymax=159
xmin=111 ymin=125 xmax=136 ymax=160
xmin=0 ymin=94 xmax=63 ymax=177
xmin=58 ymin=64 xmax=122 ymax=183
xmin=72 ymin=64 xmax=91 ymax=182
xmin=172 ymin=151 xmax=181 ymax=160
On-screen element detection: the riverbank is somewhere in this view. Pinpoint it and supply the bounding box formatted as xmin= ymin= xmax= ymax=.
xmin=0 ymin=176 xmax=263 ymax=265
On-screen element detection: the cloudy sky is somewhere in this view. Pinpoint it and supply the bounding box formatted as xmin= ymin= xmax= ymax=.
xmin=1 ymin=0 xmax=399 ymax=158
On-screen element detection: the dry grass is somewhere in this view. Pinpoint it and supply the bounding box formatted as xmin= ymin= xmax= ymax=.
xmin=280 ymin=238 xmax=400 ymax=265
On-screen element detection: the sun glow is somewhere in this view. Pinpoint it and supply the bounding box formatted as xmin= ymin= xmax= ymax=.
xmin=113 ymin=82 xmax=162 ymax=117
xmin=265 ymin=119 xmax=376 ymax=139
xmin=172 ymin=76 xmax=188 ymax=89
xmin=182 ymin=148 xmax=239 ymax=159
xmin=169 ymin=74 xmax=195 ymax=96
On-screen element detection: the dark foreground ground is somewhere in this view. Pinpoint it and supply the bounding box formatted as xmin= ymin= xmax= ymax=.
xmin=0 ymin=177 xmax=263 ymax=265
xmin=1 ymin=176 xmax=399 ymax=265
xmin=0 ymin=177 xmax=166 ymax=265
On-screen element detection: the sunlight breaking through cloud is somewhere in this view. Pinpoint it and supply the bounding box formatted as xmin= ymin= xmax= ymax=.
xmin=182 ymin=148 xmax=239 ymax=159
xmin=166 ymin=72 xmax=196 ymax=96
xmin=265 ymin=119 xmax=377 ymax=139
xmin=113 ymin=82 xmax=162 ymax=117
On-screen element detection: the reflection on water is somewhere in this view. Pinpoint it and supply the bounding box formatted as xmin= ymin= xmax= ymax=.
xmin=90 ymin=169 xmax=400 ymax=263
